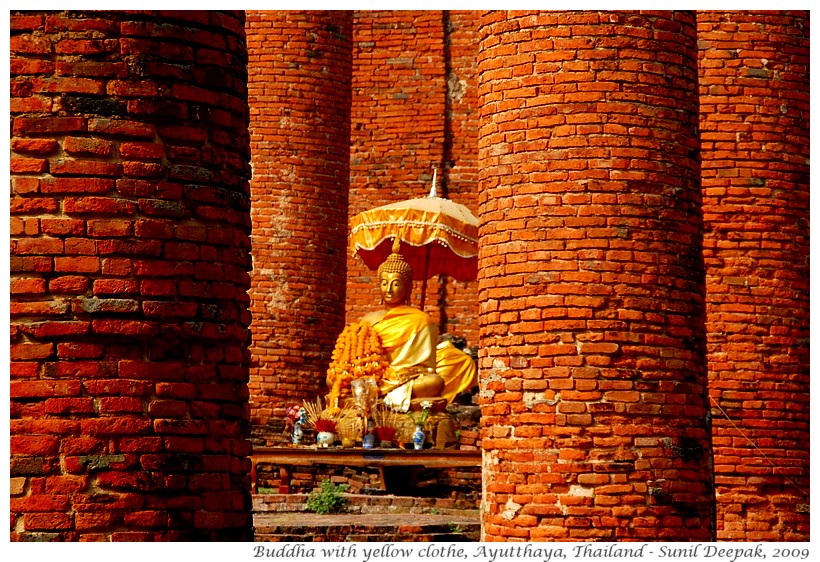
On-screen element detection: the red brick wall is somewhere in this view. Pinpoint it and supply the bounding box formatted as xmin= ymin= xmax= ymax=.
xmin=698 ymin=11 xmax=810 ymax=541
xmin=477 ymin=11 xmax=714 ymax=541
xmin=10 ymin=10 xmax=253 ymax=541
xmin=347 ymin=10 xmax=480 ymax=346
xmin=246 ymin=11 xmax=353 ymax=443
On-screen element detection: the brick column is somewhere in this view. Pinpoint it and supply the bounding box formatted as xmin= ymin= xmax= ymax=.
xmin=698 ymin=11 xmax=810 ymax=541
xmin=477 ymin=11 xmax=713 ymax=541
xmin=246 ymin=11 xmax=353 ymax=442
xmin=10 ymin=11 xmax=252 ymax=540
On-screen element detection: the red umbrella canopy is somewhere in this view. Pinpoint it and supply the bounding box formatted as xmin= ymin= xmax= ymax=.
xmin=350 ymin=194 xmax=478 ymax=283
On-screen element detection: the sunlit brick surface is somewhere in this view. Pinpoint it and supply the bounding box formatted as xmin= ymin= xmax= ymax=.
xmin=476 ymin=11 xmax=713 ymax=541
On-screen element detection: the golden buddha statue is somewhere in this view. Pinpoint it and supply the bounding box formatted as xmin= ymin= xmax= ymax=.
xmin=361 ymin=240 xmax=477 ymax=412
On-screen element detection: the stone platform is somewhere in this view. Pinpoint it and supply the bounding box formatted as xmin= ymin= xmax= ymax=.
xmin=255 ymin=512 xmax=480 ymax=542
xmin=253 ymin=493 xmax=480 ymax=542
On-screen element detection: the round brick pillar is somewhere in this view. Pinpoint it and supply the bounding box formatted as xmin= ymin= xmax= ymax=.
xmin=10 ymin=11 xmax=252 ymax=540
xmin=698 ymin=11 xmax=810 ymax=541
xmin=246 ymin=12 xmax=353 ymax=441
xmin=477 ymin=11 xmax=713 ymax=541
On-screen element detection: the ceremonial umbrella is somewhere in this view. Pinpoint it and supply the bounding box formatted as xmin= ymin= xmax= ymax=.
xmin=350 ymin=179 xmax=478 ymax=309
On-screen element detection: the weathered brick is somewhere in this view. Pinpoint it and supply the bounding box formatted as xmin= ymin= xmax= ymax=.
xmin=87 ymin=219 xmax=133 ymax=237
xmin=9 ymin=300 xmax=69 ymax=316
xmin=56 ymin=342 xmax=105 ymax=359
xmin=10 ymin=34 xmax=53 ymax=54
xmin=63 ymin=197 xmax=137 ymax=216
xmin=123 ymin=510 xmax=167 ymax=528
xmin=11 ymin=435 xmax=60 ymax=456
xmin=106 ymin=80 xmax=159 ymax=98
xmin=88 ymin=118 xmax=155 ymax=139
xmin=10 ymin=380 xmax=82 ymax=398
xmin=63 ymin=136 xmax=114 ymax=157
xmin=10 ymin=95 xmax=54 ymax=113
xmin=22 ymin=321 xmax=91 ymax=338
xmin=80 ymin=417 xmax=152 ymax=436
xmin=120 ymin=142 xmax=165 ymax=160
xmin=24 ymin=513 xmax=74 ymax=531
xmin=54 ymin=256 xmax=100 ymax=273
xmin=13 ymin=237 xmax=64 ymax=255
xmin=44 ymin=397 xmax=95 ymax=415
xmin=142 ymin=301 xmax=199 ymax=319
xmin=11 ymin=57 xmax=56 ymax=75
xmin=91 ymin=320 xmax=159 ymax=337
xmin=51 ymin=159 xmax=122 ymax=177
xmin=11 ymin=176 xmax=41 ymax=195
xmin=49 ymin=275 xmax=91 ymax=293
xmin=92 ymin=279 xmax=139 ymax=295
xmin=10 ymin=343 xmax=55 ymax=361
xmin=98 ymin=397 xmax=144 ymax=413
xmin=56 ymin=61 xmax=127 ymax=78
xmin=40 ymin=217 xmax=87 ymax=236
xmin=13 ymin=117 xmax=87 ymax=135
xmin=54 ymin=38 xmax=117 ymax=56
xmin=134 ymin=219 xmax=174 ymax=239
xmin=10 ymin=277 xmax=47 ymax=295
xmin=11 ymin=138 xmax=59 ymax=155
xmin=10 ymin=14 xmax=45 ymax=31
xmin=75 ymin=511 xmax=122 ymax=531
xmin=122 ymin=161 xmax=165 ymax=178
xmin=10 ymin=197 xmax=59 ymax=215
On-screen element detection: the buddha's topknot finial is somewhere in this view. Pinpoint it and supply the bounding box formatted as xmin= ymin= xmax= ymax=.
xmin=377 ymin=237 xmax=413 ymax=288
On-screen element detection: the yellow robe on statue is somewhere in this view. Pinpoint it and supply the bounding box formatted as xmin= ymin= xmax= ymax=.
xmin=364 ymin=305 xmax=438 ymax=412
xmin=363 ymin=305 xmax=478 ymax=411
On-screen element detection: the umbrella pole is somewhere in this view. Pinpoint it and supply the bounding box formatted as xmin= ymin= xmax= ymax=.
xmin=420 ymin=277 xmax=427 ymax=310
xmin=419 ymin=245 xmax=431 ymax=310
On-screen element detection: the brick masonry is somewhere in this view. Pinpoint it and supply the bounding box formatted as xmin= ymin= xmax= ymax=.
xmin=246 ymin=11 xmax=353 ymax=444
xmin=476 ymin=11 xmax=713 ymax=541
xmin=698 ymin=11 xmax=810 ymax=541
xmin=10 ymin=10 xmax=253 ymax=540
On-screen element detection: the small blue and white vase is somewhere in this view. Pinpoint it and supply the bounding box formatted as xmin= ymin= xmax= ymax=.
xmin=412 ymin=425 xmax=425 ymax=450
xmin=362 ymin=433 xmax=376 ymax=449
xmin=291 ymin=408 xmax=307 ymax=445
xmin=291 ymin=422 xmax=303 ymax=445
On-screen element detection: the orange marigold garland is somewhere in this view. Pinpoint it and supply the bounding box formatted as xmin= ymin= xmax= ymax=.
xmin=326 ymin=321 xmax=389 ymax=412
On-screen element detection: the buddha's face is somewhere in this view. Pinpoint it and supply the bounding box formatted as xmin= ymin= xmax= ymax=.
xmin=380 ymin=272 xmax=409 ymax=307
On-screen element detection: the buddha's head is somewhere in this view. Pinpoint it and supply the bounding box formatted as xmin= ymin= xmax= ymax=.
xmin=377 ymin=239 xmax=413 ymax=307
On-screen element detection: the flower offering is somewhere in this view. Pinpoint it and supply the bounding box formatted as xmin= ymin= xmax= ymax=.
xmin=326 ymin=321 xmax=389 ymax=410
